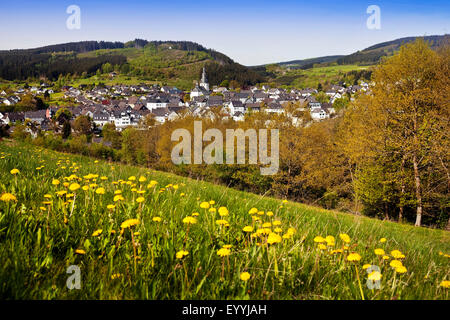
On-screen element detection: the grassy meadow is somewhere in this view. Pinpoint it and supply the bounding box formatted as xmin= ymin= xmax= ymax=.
xmin=0 ymin=140 xmax=449 ymax=299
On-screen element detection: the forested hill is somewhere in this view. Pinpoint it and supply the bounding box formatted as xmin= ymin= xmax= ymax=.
xmin=0 ymin=39 xmax=264 ymax=88
xmin=336 ymin=35 xmax=448 ymax=65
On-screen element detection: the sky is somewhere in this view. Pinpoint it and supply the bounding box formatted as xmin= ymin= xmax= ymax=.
xmin=0 ymin=0 xmax=449 ymax=65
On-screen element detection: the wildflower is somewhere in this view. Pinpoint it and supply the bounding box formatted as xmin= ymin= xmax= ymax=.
xmin=379 ymin=238 xmax=387 ymax=243
xmin=347 ymin=253 xmax=362 ymax=262
xmin=395 ymin=266 xmax=407 ymax=274
xmin=243 ymin=226 xmax=253 ymax=233
xmin=209 ymin=208 xmax=216 ymax=213
xmin=147 ymin=180 xmax=158 ymax=188
xmin=240 ymin=272 xmax=251 ymax=281
xmin=287 ymin=227 xmax=296 ymax=235
xmin=382 ymin=255 xmax=390 ymax=260
xmin=282 ymin=233 xmax=292 ymax=239
xmin=69 ymin=183 xmax=80 ymax=191
xmin=138 ymin=176 xmax=146 ymax=183
xmin=152 ymin=217 xmax=162 ymax=222
xmin=339 ymin=233 xmax=351 ymax=243
xmin=218 ymin=207 xmax=229 ymax=216
xmin=92 ymin=229 xmax=102 ymax=237
xmin=217 ymin=248 xmax=231 ymax=257
xmin=274 ymin=227 xmax=283 ymax=233
xmin=314 ymin=236 xmax=326 ymax=243
xmin=257 ymin=211 xmax=264 ymax=216
xmin=136 ymin=196 xmax=145 ymax=203
xmin=362 ymin=264 xmax=371 ymax=270
xmin=192 ymin=212 xmax=199 ymax=217
xmin=128 ymin=176 xmax=136 ymax=181
xmin=52 ymin=179 xmax=60 ymax=185
xmin=200 ymin=202 xmax=210 ymax=209
xmin=222 ymin=244 xmax=232 ymax=249
xmin=318 ymin=244 xmax=327 ymax=250
xmin=266 ymin=211 xmax=274 ymax=217
xmin=272 ymin=220 xmax=282 ymax=226
xmin=440 ymin=280 xmax=450 ymax=288
xmin=114 ymin=190 xmax=122 ymax=194
xmin=216 ymin=219 xmax=229 ymax=226
xmin=176 ymin=250 xmax=189 ymax=259
xmin=75 ymin=249 xmax=86 ymax=255
xmin=390 ymin=250 xmax=405 ymax=259
xmin=374 ymin=248 xmax=385 ymax=256
xmin=368 ymin=271 xmax=382 ymax=281
xmin=248 ymin=208 xmax=258 ymax=215
xmin=325 ymin=235 xmax=335 ymax=246
xmin=0 ymin=193 xmax=17 ymax=202
xmin=107 ymin=204 xmax=115 ymax=210
xmin=267 ymin=232 xmax=282 ymax=245
xmin=82 ymin=186 xmax=89 ymax=191
xmin=10 ymin=168 xmax=20 ymax=175
xmin=95 ymin=187 xmax=105 ymax=195
xmin=113 ymin=195 xmax=125 ymax=202
xmin=121 ymin=219 xmax=140 ymax=229
xmin=262 ymin=222 xmax=272 ymax=228
xmin=182 ymin=216 xmax=197 ymax=225
xmin=209 ymin=200 xmax=215 ymax=205
xmin=389 ymin=260 xmax=403 ymax=268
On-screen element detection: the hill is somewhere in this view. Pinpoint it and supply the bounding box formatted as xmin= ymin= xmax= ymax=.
xmin=0 ymin=39 xmax=264 ymax=90
xmin=0 ymin=141 xmax=449 ymax=299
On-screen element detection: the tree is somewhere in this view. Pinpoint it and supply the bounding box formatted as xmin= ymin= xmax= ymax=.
xmin=62 ymin=121 xmax=71 ymax=139
xmin=73 ymin=115 xmax=92 ymax=135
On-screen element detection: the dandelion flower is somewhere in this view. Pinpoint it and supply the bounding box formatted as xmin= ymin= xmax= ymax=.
xmin=107 ymin=204 xmax=115 ymax=210
xmin=92 ymin=229 xmax=102 ymax=237
xmin=368 ymin=271 xmax=382 ymax=281
xmin=182 ymin=216 xmax=197 ymax=225
xmin=0 ymin=193 xmax=17 ymax=202
xmin=69 ymin=183 xmax=80 ymax=191
xmin=113 ymin=195 xmax=125 ymax=202
xmin=10 ymin=168 xmax=20 ymax=175
xmin=266 ymin=211 xmax=274 ymax=217
xmin=136 ymin=196 xmax=145 ymax=203
xmin=216 ymin=219 xmax=229 ymax=226
xmin=272 ymin=220 xmax=282 ymax=226
xmin=52 ymin=179 xmax=60 ymax=185
xmin=95 ymin=187 xmax=105 ymax=195
xmin=248 ymin=208 xmax=258 ymax=215
xmin=347 ymin=253 xmax=362 ymax=262
xmin=240 ymin=272 xmax=251 ymax=281
xmin=243 ymin=226 xmax=253 ymax=233
xmin=362 ymin=264 xmax=371 ymax=270
xmin=218 ymin=207 xmax=228 ymax=216
xmin=138 ymin=176 xmax=146 ymax=183
xmin=121 ymin=219 xmax=140 ymax=229
xmin=75 ymin=249 xmax=86 ymax=255
xmin=176 ymin=250 xmax=189 ymax=259
xmin=395 ymin=266 xmax=407 ymax=274
xmin=379 ymin=238 xmax=387 ymax=243
xmin=390 ymin=250 xmax=405 ymax=259
xmin=374 ymin=248 xmax=385 ymax=256
xmin=152 ymin=217 xmax=162 ymax=222
xmin=339 ymin=233 xmax=351 ymax=243
xmin=440 ymin=280 xmax=450 ymax=288
xmin=314 ymin=236 xmax=326 ymax=243
xmin=389 ymin=260 xmax=403 ymax=268
xmin=267 ymin=232 xmax=282 ymax=245
xmin=200 ymin=202 xmax=210 ymax=209
xmin=217 ymin=248 xmax=231 ymax=257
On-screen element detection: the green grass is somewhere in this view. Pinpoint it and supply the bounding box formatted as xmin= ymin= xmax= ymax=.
xmin=0 ymin=140 xmax=449 ymax=299
xmin=273 ymin=64 xmax=368 ymax=88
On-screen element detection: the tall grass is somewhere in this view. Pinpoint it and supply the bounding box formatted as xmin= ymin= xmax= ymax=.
xmin=0 ymin=140 xmax=448 ymax=299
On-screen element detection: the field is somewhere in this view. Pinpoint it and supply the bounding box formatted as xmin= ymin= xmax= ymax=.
xmin=0 ymin=140 xmax=449 ymax=299
xmin=271 ymin=64 xmax=368 ymax=88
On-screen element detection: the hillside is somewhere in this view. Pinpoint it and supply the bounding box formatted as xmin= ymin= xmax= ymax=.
xmin=0 ymin=39 xmax=264 ymax=90
xmin=0 ymin=141 xmax=449 ymax=299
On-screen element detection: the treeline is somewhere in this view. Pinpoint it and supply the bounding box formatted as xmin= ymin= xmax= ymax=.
xmin=0 ymin=52 xmax=126 ymax=80
xmin=206 ymin=62 xmax=266 ymax=87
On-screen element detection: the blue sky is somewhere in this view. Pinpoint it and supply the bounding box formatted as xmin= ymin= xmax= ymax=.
xmin=0 ymin=0 xmax=449 ymax=65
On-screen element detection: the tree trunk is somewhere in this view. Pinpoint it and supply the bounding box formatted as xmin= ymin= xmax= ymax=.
xmin=399 ymin=154 xmax=406 ymax=223
xmin=413 ymin=152 xmax=422 ymax=226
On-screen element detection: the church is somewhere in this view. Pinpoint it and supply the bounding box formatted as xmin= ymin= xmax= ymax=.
xmin=190 ymin=67 xmax=210 ymax=99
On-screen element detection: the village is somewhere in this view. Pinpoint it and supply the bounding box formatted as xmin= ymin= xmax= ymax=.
xmin=0 ymin=67 xmax=370 ymax=133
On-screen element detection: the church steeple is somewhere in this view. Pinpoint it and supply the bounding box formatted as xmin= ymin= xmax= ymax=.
xmin=200 ymin=66 xmax=209 ymax=91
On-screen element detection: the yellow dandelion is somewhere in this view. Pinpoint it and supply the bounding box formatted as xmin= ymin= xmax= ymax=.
xmin=107 ymin=204 xmax=115 ymax=210
xmin=92 ymin=229 xmax=102 ymax=237
xmin=240 ymin=272 xmax=251 ymax=281
xmin=75 ymin=249 xmax=86 ymax=255
xmin=389 ymin=260 xmax=403 ymax=268
xmin=368 ymin=271 xmax=382 ymax=281
xmin=182 ymin=216 xmax=197 ymax=225
xmin=136 ymin=196 xmax=145 ymax=203
xmin=217 ymin=248 xmax=231 ymax=257
xmin=95 ymin=187 xmax=105 ymax=195
xmin=314 ymin=236 xmax=326 ymax=243
xmin=395 ymin=266 xmax=407 ymax=274
xmin=176 ymin=250 xmax=189 ymax=259
xmin=69 ymin=183 xmax=80 ymax=191
xmin=152 ymin=217 xmax=162 ymax=222
xmin=379 ymin=238 xmax=387 ymax=243
xmin=248 ymin=207 xmax=258 ymax=215
xmin=200 ymin=202 xmax=210 ymax=209
xmin=440 ymin=280 xmax=450 ymax=288
xmin=374 ymin=248 xmax=385 ymax=256
xmin=52 ymin=179 xmax=60 ymax=185
xmin=267 ymin=232 xmax=282 ymax=245
xmin=0 ymin=193 xmax=17 ymax=202
xmin=339 ymin=233 xmax=351 ymax=243
xmin=120 ymin=219 xmax=140 ymax=229
xmin=347 ymin=253 xmax=362 ymax=262
xmin=10 ymin=168 xmax=20 ymax=175
xmin=243 ymin=226 xmax=254 ymax=233
xmin=391 ymin=250 xmax=405 ymax=259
